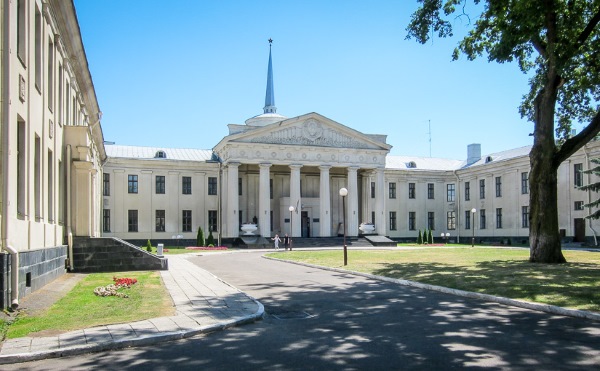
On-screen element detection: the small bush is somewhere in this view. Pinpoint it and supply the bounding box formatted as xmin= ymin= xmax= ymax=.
xmin=206 ymin=228 xmax=215 ymax=246
xmin=417 ymin=230 xmax=423 ymax=245
xmin=145 ymin=239 xmax=152 ymax=252
xmin=197 ymin=227 xmax=205 ymax=247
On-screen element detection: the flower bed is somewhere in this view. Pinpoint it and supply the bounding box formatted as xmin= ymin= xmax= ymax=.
xmin=185 ymin=246 xmax=228 ymax=251
xmin=94 ymin=276 xmax=138 ymax=298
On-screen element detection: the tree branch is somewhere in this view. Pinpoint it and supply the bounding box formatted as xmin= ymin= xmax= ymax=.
xmin=576 ymin=9 xmax=600 ymax=48
xmin=554 ymin=109 xmax=600 ymax=167
xmin=531 ymin=35 xmax=547 ymax=58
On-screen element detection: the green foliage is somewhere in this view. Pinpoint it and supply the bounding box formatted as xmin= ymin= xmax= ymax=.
xmin=145 ymin=239 xmax=152 ymax=252
xmin=417 ymin=230 xmax=423 ymax=244
xmin=406 ymin=0 xmax=600 ymax=143
xmin=206 ymin=229 xmax=215 ymax=246
xmin=196 ymin=227 xmax=205 ymax=247
xmin=428 ymin=229 xmax=434 ymax=244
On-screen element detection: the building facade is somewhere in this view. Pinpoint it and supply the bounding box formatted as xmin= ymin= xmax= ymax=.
xmin=0 ymin=0 xmax=105 ymax=307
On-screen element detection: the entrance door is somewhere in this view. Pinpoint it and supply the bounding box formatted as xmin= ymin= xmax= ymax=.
xmin=301 ymin=211 xmax=310 ymax=237
xmin=574 ymin=218 xmax=586 ymax=242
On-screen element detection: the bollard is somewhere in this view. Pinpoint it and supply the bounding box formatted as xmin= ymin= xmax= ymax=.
xmin=157 ymin=243 xmax=164 ymax=256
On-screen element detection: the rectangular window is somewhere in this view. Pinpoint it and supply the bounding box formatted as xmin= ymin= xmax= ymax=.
xmin=408 ymin=212 xmax=416 ymax=231
xmin=447 ymin=184 xmax=455 ymax=202
xmin=496 ymin=208 xmax=503 ymax=228
xmin=465 ymin=181 xmax=470 ymax=201
xmin=371 ymin=182 xmax=375 ymax=198
xmin=372 ymin=211 xmax=375 ymax=226
xmin=574 ymin=201 xmax=584 ymax=210
xmin=270 ymin=178 xmax=274 ymax=199
xmin=17 ymin=0 xmax=26 ymax=63
xmin=480 ymin=209 xmax=487 ymax=229
xmin=128 ymin=175 xmax=138 ymax=194
xmin=103 ymin=173 xmax=110 ymax=196
xmin=465 ymin=210 xmax=471 ymax=230
xmin=389 ymin=182 xmax=396 ymax=199
xmin=408 ymin=183 xmax=416 ymax=199
xmin=208 ymin=210 xmax=218 ymax=232
xmin=495 ymin=176 xmax=502 ymax=197
xmin=103 ymin=209 xmax=111 ymax=232
xmin=239 ymin=210 xmax=243 ymax=227
xmin=48 ymin=39 xmax=54 ymax=110
xmin=239 ymin=177 xmax=243 ymax=196
xmin=427 ymin=212 xmax=435 ymax=230
xmin=155 ymin=210 xmax=165 ymax=232
xmin=128 ymin=210 xmax=138 ymax=232
xmin=447 ymin=211 xmax=456 ymax=230
xmin=522 ymin=206 xmax=529 ymax=228
xmin=34 ymin=136 xmax=41 ymax=219
xmin=270 ymin=210 xmax=274 ymax=232
xmin=48 ymin=150 xmax=54 ymax=222
xmin=389 ymin=211 xmax=397 ymax=231
xmin=479 ymin=179 xmax=486 ymax=199
xmin=427 ymin=183 xmax=434 ymax=199
xmin=182 ymin=176 xmax=192 ymax=194
xmin=35 ymin=6 xmax=42 ymax=90
xmin=58 ymin=64 xmax=63 ymax=124
xmin=17 ymin=119 xmax=25 ymax=216
xmin=208 ymin=177 xmax=217 ymax=195
xmin=156 ymin=175 xmax=165 ymax=194
xmin=521 ymin=172 xmax=529 ymax=194
xmin=574 ymin=163 xmax=583 ymax=187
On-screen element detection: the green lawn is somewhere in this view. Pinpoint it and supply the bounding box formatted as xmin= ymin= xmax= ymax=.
xmin=269 ymin=247 xmax=600 ymax=312
xmin=6 ymin=271 xmax=174 ymax=339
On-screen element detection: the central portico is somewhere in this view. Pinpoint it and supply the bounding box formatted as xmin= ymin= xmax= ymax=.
xmin=214 ymin=113 xmax=391 ymax=239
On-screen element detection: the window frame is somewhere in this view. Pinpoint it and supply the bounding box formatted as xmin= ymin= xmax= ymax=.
xmin=128 ymin=175 xmax=138 ymax=194
xmin=208 ymin=177 xmax=218 ymax=195
xmin=408 ymin=183 xmax=416 ymax=199
xmin=389 ymin=182 xmax=396 ymax=199
xmin=182 ymin=176 xmax=192 ymax=195
xmin=182 ymin=210 xmax=192 ymax=232
xmin=447 ymin=184 xmax=456 ymax=202
xmin=128 ymin=210 xmax=138 ymax=232
xmin=155 ymin=210 xmax=165 ymax=232
xmin=427 ymin=183 xmax=434 ymax=200
xmin=156 ymin=175 xmax=166 ymax=194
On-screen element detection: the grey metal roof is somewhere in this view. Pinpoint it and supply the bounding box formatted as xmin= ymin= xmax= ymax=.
xmin=386 ymin=145 xmax=532 ymax=171
xmin=385 ymin=155 xmax=463 ymax=171
xmin=105 ymin=145 xmax=213 ymax=162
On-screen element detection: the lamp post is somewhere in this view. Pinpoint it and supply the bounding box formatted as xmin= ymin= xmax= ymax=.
xmin=339 ymin=187 xmax=348 ymax=266
xmin=445 ymin=232 xmax=450 ymax=244
xmin=471 ymin=208 xmax=477 ymax=247
xmin=289 ymin=205 xmax=295 ymax=251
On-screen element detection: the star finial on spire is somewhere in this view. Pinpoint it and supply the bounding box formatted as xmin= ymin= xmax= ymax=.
xmin=268 ymin=38 xmax=273 ymax=45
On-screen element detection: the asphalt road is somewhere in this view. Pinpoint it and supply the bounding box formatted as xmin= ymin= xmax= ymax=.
xmin=7 ymin=252 xmax=600 ymax=370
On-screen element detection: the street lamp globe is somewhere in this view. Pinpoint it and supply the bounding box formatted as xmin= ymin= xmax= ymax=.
xmin=339 ymin=187 xmax=348 ymax=197
xmin=289 ymin=206 xmax=295 ymax=212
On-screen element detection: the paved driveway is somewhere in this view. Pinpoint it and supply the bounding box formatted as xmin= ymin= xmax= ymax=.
xmin=7 ymin=251 xmax=600 ymax=370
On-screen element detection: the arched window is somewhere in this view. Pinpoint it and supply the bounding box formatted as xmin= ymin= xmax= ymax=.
xmin=407 ymin=161 xmax=417 ymax=168
xmin=155 ymin=150 xmax=167 ymax=159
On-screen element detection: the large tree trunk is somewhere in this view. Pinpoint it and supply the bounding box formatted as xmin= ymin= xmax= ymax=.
xmin=529 ymin=79 xmax=567 ymax=264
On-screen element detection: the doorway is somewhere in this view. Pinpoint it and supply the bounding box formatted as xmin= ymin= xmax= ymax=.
xmin=574 ymin=218 xmax=586 ymax=242
xmin=301 ymin=211 xmax=310 ymax=237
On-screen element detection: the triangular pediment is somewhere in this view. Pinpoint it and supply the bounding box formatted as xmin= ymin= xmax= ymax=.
xmin=220 ymin=113 xmax=391 ymax=151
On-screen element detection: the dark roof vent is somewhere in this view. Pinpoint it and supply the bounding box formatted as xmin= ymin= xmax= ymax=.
xmin=407 ymin=161 xmax=417 ymax=168
xmin=485 ymin=156 xmax=493 ymax=163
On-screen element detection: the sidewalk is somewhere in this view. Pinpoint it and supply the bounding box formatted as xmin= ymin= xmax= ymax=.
xmin=0 ymin=255 xmax=264 ymax=365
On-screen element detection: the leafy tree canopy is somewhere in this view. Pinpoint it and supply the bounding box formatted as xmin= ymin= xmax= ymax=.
xmin=407 ymin=0 xmax=600 ymax=152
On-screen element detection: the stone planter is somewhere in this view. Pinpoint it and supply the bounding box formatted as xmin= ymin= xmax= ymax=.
xmin=359 ymin=223 xmax=376 ymax=234
xmin=240 ymin=223 xmax=258 ymax=235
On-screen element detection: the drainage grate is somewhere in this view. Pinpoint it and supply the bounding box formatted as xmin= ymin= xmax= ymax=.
xmin=267 ymin=306 xmax=315 ymax=320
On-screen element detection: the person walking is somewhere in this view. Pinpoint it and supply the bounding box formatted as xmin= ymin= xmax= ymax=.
xmin=283 ymin=234 xmax=291 ymax=250
xmin=272 ymin=234 xmax=281 ymax=250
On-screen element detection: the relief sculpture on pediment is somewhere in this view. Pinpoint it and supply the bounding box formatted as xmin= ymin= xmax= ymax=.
xmin=248 ymin=119 xmax=376 ymax=149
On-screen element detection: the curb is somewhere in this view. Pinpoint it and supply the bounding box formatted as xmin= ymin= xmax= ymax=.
xmin=263 ymin=255 xmax=600 ymax=322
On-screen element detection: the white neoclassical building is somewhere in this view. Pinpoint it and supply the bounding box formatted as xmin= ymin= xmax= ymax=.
xmin=102 ymin=43 xmax=600 ymax=246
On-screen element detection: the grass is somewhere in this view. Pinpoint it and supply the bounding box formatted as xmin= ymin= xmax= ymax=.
xmin=6 ymin=271 xmax=174 ymax=339
xmin=269 ymin=247 xmax=600 ymax=312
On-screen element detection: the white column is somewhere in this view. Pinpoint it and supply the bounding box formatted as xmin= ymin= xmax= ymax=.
xmin=348 ymin=166 xmax=359 ymax=237
xmin=319 ymin=165 xmax=331 ymax=237
xmin=226 ymin=162 xmax=240 ymax=237
xmin=289 ymin=164 xmax=302 ymax=237
xmin=259 ymin=163 xmax=272 ymax=237
xmin=375 ymin=167 xmax=386 ymax=235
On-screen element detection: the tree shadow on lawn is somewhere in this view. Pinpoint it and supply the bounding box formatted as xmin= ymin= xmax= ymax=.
xmin=372 ymin=260 xmax=600 ymax=311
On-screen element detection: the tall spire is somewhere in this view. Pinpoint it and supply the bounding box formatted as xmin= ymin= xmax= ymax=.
xmin=263 ymin=38 xmax=276 ymax=114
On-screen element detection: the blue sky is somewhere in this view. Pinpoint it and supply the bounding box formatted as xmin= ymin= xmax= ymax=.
xmin=74 ymin=0 xmax=535 ymax=160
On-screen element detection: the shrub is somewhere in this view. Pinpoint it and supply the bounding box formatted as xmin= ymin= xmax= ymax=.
xmin=145 ymin=239 xmax=152 ymax=252
xmin=197 ymin=227 xmax=205 ymax=247
xmin=428 ymin=229 xmax=433 ymax=244
xmin=417 ymin=230 xmax=423 ymax=244
xmin=206 ymin=228 xmax=215 ymax=246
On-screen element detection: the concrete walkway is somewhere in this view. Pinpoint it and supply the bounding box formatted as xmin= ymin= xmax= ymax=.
xmin=0 ymin=256 xmax=264 ymax=365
